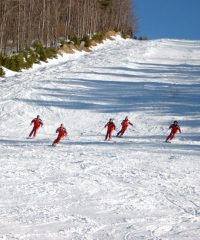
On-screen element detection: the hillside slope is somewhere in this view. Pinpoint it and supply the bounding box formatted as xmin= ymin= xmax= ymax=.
xmin=0 ymin=37 xmax=200 ymax=240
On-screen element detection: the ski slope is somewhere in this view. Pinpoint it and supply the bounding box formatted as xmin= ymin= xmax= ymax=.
xmin=0 ymin=36 xmax=200 ymax=240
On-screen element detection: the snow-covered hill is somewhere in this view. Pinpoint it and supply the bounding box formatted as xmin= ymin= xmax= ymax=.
xmin=0 ymin=37 xmax=200 ymax=240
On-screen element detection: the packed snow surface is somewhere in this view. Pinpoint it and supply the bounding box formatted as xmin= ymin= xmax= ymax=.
xmin=0 ymin=37 xmax=200 ymax=240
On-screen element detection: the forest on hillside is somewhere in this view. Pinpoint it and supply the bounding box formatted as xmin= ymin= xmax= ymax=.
xmin=0 ymin=0 xmax=135 ymax=54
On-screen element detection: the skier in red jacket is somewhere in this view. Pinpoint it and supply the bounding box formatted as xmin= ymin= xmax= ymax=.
xmin=104 ymin=118 xmax=116 ymax=141
xmin=116 ymin=116 xmax=133 ymax=137
xmin=52 ymin=124 xmax=68 ymax=146
xmin=166 ymin=121 xmax=181 ymax=142
xmin=28 ymin=115 xmax=43 ymax=138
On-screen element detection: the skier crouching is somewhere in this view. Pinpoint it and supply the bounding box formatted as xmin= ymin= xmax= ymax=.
xmin=117 ymin=116 xmax=133 ymax=137
xmin=166 ymin=120 xmax=181 ymax=143
xmin=28 ymin=115 xmax=43 ymax=138
xmin=52 ymin=124 xmax=68 ymax=146
xmin=104 ymin=118 xmax=116 ymax=141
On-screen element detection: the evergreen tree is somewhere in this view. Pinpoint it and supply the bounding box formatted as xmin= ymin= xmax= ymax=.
xmin=0 ymin=66 xmax=5 ymax=77
xmin=81 ymin=35 xmax=91 ymax=47
xmin=33 ymin=41 xmax=48 ymax=62
xmin=14 ymin=53 xmax=26 ymax=71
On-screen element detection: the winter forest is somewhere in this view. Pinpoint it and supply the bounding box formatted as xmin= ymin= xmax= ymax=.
xmin=0 ymin=0 xmax=135 ymax=54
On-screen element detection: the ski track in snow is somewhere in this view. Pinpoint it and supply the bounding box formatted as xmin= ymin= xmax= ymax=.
xmin=0 ymin=37 xmax=200 ymax=239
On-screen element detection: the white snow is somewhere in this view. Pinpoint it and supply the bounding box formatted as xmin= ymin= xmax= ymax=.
xmin=0 ymin=37 xmax=200 ymax=240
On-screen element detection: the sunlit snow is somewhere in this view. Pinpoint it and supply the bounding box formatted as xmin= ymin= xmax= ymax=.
xmin=0 ymin=36 xmax=200 ymax=240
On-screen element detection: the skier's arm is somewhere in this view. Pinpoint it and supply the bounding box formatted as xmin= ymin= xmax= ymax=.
xmin=40 ymin=120 xmax=43 ymax=127
xmin=63 ymin=128 xmax=67 ymax=136
xmin=129 ymin=121 xmax=133 ymax=126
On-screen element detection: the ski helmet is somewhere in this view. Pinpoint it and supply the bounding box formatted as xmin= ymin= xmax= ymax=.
xmin=37 ymin=115 xmax=40 ymax=118
xmin=174 ymin=120 xmax=178 ymax=125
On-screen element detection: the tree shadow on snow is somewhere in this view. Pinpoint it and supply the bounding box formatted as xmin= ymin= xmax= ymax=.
xmin=0 ymin=138 xmax=50 ymax=147
xmin=17 ymin=62 xmax=200 ymax=118
xmin=64 ymin=138 xmax=200 ymax=156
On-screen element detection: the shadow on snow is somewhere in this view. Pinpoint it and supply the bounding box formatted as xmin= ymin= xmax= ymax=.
xmin=0 ymin=135 xmax=199 ymax=155
xmin=17 ymin=62 xmax=200 ymax=118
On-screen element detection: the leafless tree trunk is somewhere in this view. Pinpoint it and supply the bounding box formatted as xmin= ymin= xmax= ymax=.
xmin=0 ymin=0 xmax=136 ymax=53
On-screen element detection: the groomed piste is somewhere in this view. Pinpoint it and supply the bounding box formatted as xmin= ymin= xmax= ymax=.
xmin=0 ymin=36 xmax=200 ymax=239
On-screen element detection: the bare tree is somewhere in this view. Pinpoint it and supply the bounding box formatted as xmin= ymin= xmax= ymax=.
xmin=0 ymin=0 xmax=136 ymax=53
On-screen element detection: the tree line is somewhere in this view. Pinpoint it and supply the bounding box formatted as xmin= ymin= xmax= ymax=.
xmin=0 ymin=0 xmax=135 ymax=54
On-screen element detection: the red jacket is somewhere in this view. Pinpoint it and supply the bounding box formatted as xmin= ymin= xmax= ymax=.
xmin=31 ymin=118 xmax=43 ymax=128
xmin=121 ymin=119 xmax=133 ymax=128
xmin=56 ymin=127 xmax=67 ymax=137
xmin=169 ymin=124 xmax=181 ymax=134
xmin=105 ymin=122 xmax=116 ymax=132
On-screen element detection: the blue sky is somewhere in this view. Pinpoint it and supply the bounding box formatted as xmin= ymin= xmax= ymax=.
xmin=133 ymin=0 xmax=200 ymax=40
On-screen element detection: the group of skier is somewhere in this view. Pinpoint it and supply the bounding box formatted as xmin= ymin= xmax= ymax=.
xmin=103 ymin=117 xmax=181 ymax=142
xmin=28 ymin=115 xmax=181 ymax=146
xmin=28 ymin=115 xmax=67 ymax=146
xmin=104 ymin=116 xmax=133 ymax=141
